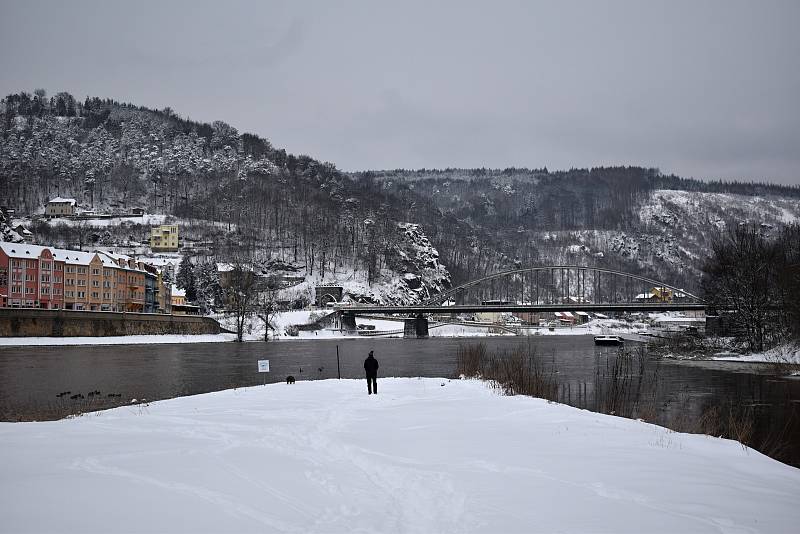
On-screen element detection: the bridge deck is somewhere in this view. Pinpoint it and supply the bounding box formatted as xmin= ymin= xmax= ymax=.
xmin=339 ymin=303 xmax=706 ymax=314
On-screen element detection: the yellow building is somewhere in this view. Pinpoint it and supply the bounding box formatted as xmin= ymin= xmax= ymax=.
xmin=150 ymin=225 xmax=179 ymax=252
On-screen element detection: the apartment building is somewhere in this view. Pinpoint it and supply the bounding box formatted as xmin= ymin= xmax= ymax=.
xmin=98 ymin=251 xmax=149 ymax=312
xmin=57 ymin=250 xmax=104 ymax=311
xmin=0 ymin=243 xmax=65 ymax=309
xmin=0 ymin=241 xmax=171 ymax=313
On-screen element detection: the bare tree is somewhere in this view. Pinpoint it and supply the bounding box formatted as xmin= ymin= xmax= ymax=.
xmin=72 ymin=220 xmax=93 ymax=251
xmin=702 ymin=225 xmax=781 ymax=351
xmin=255 ymin=286 xmax=278 ymax=342
xmin=223 ymin=256 xmax=259 ymax=342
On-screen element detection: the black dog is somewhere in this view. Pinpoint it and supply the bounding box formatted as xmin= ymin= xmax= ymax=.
xmin=286 ymin=376 xmax=296 ymax=384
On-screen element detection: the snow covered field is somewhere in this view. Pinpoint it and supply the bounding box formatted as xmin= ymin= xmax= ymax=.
xmin=2 ymin=378 xmax=798 ymax=533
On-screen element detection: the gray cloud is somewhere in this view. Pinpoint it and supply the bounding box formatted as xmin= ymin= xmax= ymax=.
xmin=1 ymin=0 xmax=798 ymax=185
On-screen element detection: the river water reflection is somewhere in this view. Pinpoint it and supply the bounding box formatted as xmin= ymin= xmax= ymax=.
xmin=1 ymin=336 xmax=798 ymax=466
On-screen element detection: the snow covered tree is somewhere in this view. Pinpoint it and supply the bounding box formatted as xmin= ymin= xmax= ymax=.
xmin=194 ymin=261 xmax=222 ymax=314
xmin=211 ymin=120 xmax=239 ymax=150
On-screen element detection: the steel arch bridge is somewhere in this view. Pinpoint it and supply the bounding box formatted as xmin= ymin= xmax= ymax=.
xmin=422 ymin=265 xmax=702 ymax=307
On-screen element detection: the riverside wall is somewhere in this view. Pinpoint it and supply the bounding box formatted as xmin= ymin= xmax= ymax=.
xmin=0 ymin=309 xmax=221 ymax=337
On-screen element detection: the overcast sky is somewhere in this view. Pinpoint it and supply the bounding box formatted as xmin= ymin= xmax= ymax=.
xmin=1 ymin=0 xmax=798 ymax=184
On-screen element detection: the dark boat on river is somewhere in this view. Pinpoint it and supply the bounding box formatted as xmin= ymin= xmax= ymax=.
xmin=594 ymin=334 xmax=624 ymax=346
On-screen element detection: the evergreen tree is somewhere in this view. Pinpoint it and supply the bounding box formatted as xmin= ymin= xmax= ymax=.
xmin=176 ymin=255 xmax=196 ymax=302
xmin=194 ymin=261 xmax=222 ymax=314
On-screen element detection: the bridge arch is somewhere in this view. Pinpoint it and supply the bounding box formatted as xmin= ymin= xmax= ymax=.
xmin=424 ymin=266 xmax=702 ymax=306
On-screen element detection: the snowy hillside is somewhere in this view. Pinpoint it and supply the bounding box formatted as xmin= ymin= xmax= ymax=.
xmin=4 ymin=90 xmax=800 ymax=297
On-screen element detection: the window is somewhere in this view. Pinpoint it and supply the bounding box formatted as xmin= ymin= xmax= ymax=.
xmin=28 ymin=261 xmax=35 ymax=268
xmin=91 ymin=292 xmax=99 ymax=299
xmin=77 ymin=291 xmax=85 ymax=298
xmin=104 ymin=269 xmax=111 ymax=277
xmin=41 ymin=261 xmax=51 ymax=270
xmin=25 ymin=287 xmax=34 ymax=294
xmin=25 ymin=274 xmax=33 ymax=281
xmin=92 ymin=269 xmax=100 ymax=276
xmin=77 ymin=267 xmax=87 ymax=274
xmin=12 ymin=285 xmax=22 ymax=294
xmin=41 ymin=274 xmax=50 ymax=282
xmin=92 ymin=280 xmax=99 ymax=287
xmin=55 ymin=263 xmax=63 ymax=271
xmin=77 ymin=280 xmax=86 ymax=286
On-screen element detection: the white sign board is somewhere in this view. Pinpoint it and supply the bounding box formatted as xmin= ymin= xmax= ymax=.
xmin=257 ymin=360 xmax=270 ymax=373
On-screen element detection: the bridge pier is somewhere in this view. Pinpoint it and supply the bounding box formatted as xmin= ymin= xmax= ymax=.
xmin=341 ymin=312 xmax=358 ymax=334
xmin=403 ymin=314 xmax=429 ymax=339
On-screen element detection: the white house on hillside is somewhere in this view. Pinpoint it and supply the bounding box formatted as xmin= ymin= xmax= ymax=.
xmin=45 ymin=197 xmax=77 ymax=218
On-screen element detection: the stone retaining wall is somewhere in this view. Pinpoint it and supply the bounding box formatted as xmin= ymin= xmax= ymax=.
xmin=0 ymin=309 xmax=221 ymax=337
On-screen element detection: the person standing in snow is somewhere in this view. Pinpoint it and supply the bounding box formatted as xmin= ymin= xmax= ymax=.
xmin=364 ymin=350 xmax=379 ymax=395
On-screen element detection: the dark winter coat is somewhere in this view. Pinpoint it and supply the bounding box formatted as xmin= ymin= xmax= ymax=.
xmin=364 ymin=355 xmax=379 ymax=377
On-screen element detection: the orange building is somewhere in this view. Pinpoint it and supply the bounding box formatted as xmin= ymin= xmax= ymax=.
xmin=98 ymin=251 xmax=147 ymax=312
xmin=56 ymin=250 xmax=104 ymax=311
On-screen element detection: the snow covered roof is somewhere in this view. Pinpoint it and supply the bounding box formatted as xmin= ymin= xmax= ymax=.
xmin=654 ymin=317 xmax=705 ymax=323
xmin=0 ymin=242 xmax=131 ymax=267
xmin=53 ymin=250 xmax=99 ymax=265
xmin=98 ymin=251 xmax=150 ymax=272
xmin=171 ymin=285 xmax=186 ymax=297
xmin=98 ymin=250 xmax=130 ymax=262
xmin=0 ymin=242 xmax=49 ymax=258
xmin=216 ymin=262 xmax=234 ymax=272
xmin=48 ymin=197 xmax=76 ymax=205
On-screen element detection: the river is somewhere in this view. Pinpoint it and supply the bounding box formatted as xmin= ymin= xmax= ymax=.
xmin=1 ymin=336 xmax=798 ymax=467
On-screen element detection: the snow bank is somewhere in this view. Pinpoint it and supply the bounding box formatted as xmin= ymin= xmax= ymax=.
xmin=712 ymin=343 xmax=800 ymax=365
xmin=2 ymin=379 xmax=798 ymax=533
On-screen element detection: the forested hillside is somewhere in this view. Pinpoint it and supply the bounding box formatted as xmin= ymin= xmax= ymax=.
xmin=0 ymin=90 xmax=450 ymax=304
xmin=2 ymin=89 xmax=799 ymax=299
xmin=357 ymin=168 xmax=800 ymax=291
